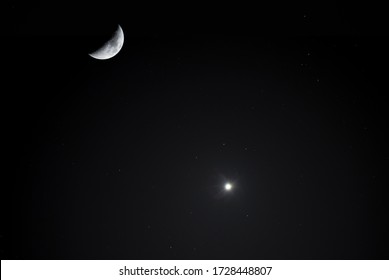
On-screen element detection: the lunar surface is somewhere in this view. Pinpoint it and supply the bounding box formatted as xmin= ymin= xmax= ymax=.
xmin=89 ymin=25 xmax=124 ymax=60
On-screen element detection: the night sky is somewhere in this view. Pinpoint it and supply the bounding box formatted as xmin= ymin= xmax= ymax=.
xmin=3 ymin=3 xmax=389 ymax=259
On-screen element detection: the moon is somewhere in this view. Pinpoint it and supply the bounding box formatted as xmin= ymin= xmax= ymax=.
xmin=225 ymin=183 xmax=232 ymax=191
xmin=89 ymin=25 xmax=124 ymax=60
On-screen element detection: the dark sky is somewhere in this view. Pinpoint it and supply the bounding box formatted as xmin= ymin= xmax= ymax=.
xmin=3 ymin=3 xmax=389 ymax=259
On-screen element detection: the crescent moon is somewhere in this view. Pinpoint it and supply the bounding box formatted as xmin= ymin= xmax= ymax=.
xmin=89 ymin=25 xmax=124 ymax=60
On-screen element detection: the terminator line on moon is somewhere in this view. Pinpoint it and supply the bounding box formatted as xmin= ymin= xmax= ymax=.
xmin=89 ymin=25 xmax=124 ymax=60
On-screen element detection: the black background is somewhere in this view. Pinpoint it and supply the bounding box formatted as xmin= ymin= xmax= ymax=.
xmin=3 ymin=2 xmax=389 ymax=259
